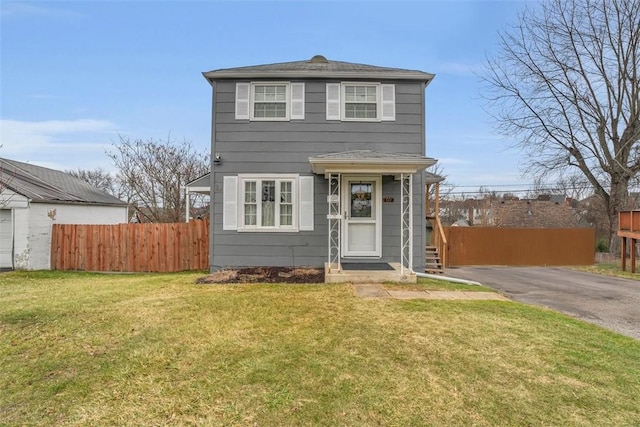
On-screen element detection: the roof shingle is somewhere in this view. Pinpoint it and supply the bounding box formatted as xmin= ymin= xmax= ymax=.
xmin=0 ymin=158 xmax=127 ymax=206
xmin=203 ymin=55 xmax=434 ymax=82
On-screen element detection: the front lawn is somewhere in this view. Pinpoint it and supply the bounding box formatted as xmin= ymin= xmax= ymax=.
xmin=1 ymin=271 xmax=639 ymax=426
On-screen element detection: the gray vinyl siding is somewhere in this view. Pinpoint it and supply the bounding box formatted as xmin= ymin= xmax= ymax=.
xmin=209 ymin=79 xmax=428 ymax=270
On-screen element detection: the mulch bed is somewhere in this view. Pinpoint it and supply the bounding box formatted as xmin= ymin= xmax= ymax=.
xmin=196 ymin=266 xmax=325 ymax=284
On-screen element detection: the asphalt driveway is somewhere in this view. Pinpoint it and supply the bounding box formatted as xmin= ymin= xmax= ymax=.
xmin=445 ymin=266 xmax=640 ymax=340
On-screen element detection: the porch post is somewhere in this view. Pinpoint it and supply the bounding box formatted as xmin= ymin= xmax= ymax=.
xmin=328 ymin=173 xmax=341 ymax=272
xmin=400 ymin=173 xmax=413 ymax=274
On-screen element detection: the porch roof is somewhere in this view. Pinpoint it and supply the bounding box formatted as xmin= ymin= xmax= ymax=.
xmin=186 ymin=173 xmax=211 ymax=194
xmin=309 ymin=150 xmax=437 ymax=177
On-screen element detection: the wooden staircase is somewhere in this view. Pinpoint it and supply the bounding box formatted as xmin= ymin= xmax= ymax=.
xmin=425 ymin=245 xmax=444 ymax=274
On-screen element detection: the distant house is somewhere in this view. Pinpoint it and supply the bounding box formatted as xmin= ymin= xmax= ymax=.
xmin=202 ymin=55 xmax=437 ymax=279
xmin=440 ymin=195 xmax=585 ymax=228
xmin=0 ymin=158 xmax=128 ymax=270
xmin=490 ymin=196 xmax=584 ymax=228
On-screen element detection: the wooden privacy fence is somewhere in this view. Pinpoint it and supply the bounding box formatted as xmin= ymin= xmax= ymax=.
xmin=444 ymin=227 xmax=595 ymax=266
xmin=51 ymin=220 xmax=209 ymax=272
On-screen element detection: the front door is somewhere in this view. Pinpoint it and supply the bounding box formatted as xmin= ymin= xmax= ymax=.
xmin=342 ymin=176 xmax=381 ymax=257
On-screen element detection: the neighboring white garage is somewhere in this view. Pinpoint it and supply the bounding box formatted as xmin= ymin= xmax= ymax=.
xmin=0 ymin=158 xmax=128 ymax=270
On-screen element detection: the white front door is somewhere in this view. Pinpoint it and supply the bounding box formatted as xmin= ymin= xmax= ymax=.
xmin=342 ymin=176 xmax=381 ymax=257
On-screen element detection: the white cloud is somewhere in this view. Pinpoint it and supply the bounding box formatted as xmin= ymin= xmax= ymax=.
xmin=0 ymin=2 xmax=83 ymax=18
xmin=0 ymin=118 xmax=119 ymax=171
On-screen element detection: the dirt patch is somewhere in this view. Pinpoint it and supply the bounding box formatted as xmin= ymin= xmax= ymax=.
xmin=196 ymin=266 xmax=325 ymax=284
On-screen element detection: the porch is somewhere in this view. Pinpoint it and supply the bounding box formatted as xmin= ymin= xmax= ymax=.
xmin=324 ymin=262 xmax=417 ymax=284
xmin=309 ymin=150 xmax=436 ymax=282
xmin=618 ymin=210 xmax=640 ymax=272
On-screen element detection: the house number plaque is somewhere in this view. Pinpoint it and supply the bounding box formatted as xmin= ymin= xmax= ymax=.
xmin=383 ymin=196 xmax=394 ymax=203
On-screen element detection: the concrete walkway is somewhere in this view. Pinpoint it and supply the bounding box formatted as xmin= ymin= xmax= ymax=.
xmin=352 ymin=284 xmax=509 ymax=301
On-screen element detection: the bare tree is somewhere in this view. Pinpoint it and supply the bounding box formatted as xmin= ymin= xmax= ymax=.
xmin=66 ymin=168 xmax=119 ymax=197
xmin=107 ymin=135 xmax=210 ymax=223
xmin=482 ymin=0 xmax=640 ymax=246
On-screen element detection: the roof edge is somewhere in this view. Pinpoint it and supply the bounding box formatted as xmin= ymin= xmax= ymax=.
xmin=203 ymin=70 xmax=435 ymax=82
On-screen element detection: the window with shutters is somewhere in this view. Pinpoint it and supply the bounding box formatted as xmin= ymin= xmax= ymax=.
xmin=240 ymin=176 xmax=296 ymax=230
xmin=224 ymin=175 xmax=315 ymax=232
xmin=235 ymin=82 xmax=305 ymax=121
xmin=326 ymin=82 xmax=395 ymax=122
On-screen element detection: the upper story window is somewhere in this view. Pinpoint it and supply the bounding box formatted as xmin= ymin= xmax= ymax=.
xmin=326 ymin=82 xmax=396 ymax=122
xmin=235 ymin=82 xmax=305 ymax=121
xmin=344 ymin=84 xmax=378 ymax=119
xmin=253 ymin=84 xmax=288 ymax=119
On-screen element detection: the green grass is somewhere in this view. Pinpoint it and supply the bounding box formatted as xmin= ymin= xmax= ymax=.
xmin=573 ymin=262 xmax=640 ymax=280
xmin=1 ymin=271 xmax=639 ymax=426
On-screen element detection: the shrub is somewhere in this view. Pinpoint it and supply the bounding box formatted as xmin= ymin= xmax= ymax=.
xmin=595 ymin=238 xmax=609 ymax=253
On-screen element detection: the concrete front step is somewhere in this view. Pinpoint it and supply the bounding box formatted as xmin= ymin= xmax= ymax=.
xmin=325 ymin=262 xmax=417 ymax=284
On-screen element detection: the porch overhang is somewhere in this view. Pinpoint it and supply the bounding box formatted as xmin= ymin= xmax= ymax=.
xmin=309 ymin=150 xmax=436 ymax=178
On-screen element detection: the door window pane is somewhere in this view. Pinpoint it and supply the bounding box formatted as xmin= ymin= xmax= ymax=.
xmin=350 ymin=183 xmax=372 ymax=218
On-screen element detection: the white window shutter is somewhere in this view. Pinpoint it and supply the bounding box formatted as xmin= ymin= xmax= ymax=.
xmin=223 ymin=176 xmax=238 ymax=230
xmin=326 ymin=83 xmax=341 ymax=120
xmin=299 ymin=176 xmax=314 ymax=231
xmin=381 ymin=84 xmax=396 ymax=121
xmin=290 ymin=83 xmax=305 ymax=120
xmin=235 ymin=83 xmax=250 ymax=120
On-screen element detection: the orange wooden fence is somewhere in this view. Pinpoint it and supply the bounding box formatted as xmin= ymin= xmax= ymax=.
xmin=444 ymin=227 xmax=595 ymax=266
xmin=51 ymin=220 xmax=209 ymax=272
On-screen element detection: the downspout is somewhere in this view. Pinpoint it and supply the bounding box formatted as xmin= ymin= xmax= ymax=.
xmin=414 ymin=271 xmax=482 ymax=286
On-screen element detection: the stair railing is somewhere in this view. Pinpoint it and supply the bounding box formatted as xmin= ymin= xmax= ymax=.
xmin=431 ymin=216 xmax=447 ymax=268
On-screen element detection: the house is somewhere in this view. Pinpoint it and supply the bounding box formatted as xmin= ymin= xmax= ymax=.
xmin=439 ymin=195 xmax=585 ymax=228
xmin=202 ymin=55 xmax=437 ymax=282
xmin=490 ymin=196 xmax=585 ymax=228
xmin=0 ymin=158 xmax=128 ymax=270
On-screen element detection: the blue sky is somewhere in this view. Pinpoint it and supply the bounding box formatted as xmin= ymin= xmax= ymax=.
xmin=1 ymin=0 xmax=536 ymax=193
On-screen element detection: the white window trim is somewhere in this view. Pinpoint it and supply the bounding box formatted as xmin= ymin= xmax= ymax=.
xmin=250 ymin=82 xmax=290 ymax=121
xmin=238 ymin=174 xmax=299 ymax=232
xmin=341 ymin=82 xmax=381 ymax=122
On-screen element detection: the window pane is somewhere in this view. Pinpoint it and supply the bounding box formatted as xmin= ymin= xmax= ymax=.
xmin=244 ymin=204 xmax=257 ymax=225
xmin=344 ymin=85 xmax=377 ymax=119
xmin=243 ymin=181 xmax=257 ymax=226
xmin=280 ymin=204 xmax=292 ymax=226
xmin=366 ymin=86 xmax=377 ymax=101
xmin=245 ymin=181 xmax=256 ymax=203
xmin=253 ymin=84 xmax=286 ymax=118
xmin=345 ymin=103 xmax=377 ymax=119
xmin=351 ymin=183 xmax=372 ymax=218
xmin=279 ymin=181 xmax=293 ymax=226
xmin=262 ymin=181 xmax=276 ymax=226
xmin=280 ymin=181 xmax=292 ymax=203
xmin=254 ymin=102 xmax=286 ymax=118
